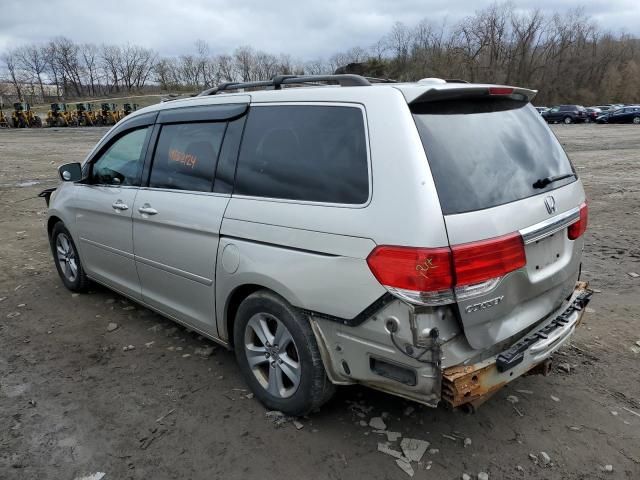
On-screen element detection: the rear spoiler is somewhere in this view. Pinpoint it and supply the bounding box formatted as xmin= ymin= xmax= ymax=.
xmin=410 ymin=86 xmax=537 ymax=105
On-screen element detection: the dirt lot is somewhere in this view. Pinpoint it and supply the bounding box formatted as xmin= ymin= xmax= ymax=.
xmin=1 ymin=125 xmax=639 ymax=480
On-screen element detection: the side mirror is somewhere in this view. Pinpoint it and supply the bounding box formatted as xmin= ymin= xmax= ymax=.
xmin=58 ymin=162 xmax=82 ymax=182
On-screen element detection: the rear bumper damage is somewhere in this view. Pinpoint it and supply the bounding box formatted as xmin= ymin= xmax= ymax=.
xmin=441 ymin=281 xmax=592 ymax=409
xmin=310 ymin=281 xmax=591 ymax=409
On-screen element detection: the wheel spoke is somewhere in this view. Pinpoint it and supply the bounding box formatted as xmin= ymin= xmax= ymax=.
xmin=56 ymin=245 xmax=66 ymax=256
xmin=249 ymin=315 xmax=275 ymax=346
xmin=274 ymin=322 xmax=293 ymax=349
xmin=246 ymin=345 xmax=268 ymax=367
xmin=279 ymin=354 xmax=301 ymax=388
xmin=267 ymin=364 xmax=285 ymax=397
xmin=62 ymin=261 xmax=71 ymax=279
xmin=60 ymin=235 xmax=70 ymax=252
xmin=68 ymin=258 xmax=78 ymax=278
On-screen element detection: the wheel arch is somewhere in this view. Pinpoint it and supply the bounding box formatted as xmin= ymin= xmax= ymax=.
xmin=47 ymin=215 xmax=63 ymax=238
xmin=223 ymin=283 xmax=301 ymax=349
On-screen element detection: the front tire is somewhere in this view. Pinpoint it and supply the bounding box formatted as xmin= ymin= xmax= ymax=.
xmin=50 ymin=222 xmax=89 ymax=292
xmin=563 ymin=116 xmax=572 ymax=124
xmin=633 ymin=116 xmax=640 ymax=125
xmin=234 ymin=290 xmax=335 ymax=416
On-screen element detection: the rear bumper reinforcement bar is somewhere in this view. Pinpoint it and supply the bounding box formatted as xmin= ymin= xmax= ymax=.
xmin=442 ymin=281 xmax=591 ymax=409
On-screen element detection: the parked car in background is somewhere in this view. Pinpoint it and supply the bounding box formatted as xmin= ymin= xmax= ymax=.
xmin=535 ymin=106 xmax=549 ymax=115
xmin=542 ymin=105 xmax=587 ymax=124
xmin=43 ymin=75 xmax=591 ymax=415
xmin=596 ymin=105 xmax=640 ymax=124
xmin=585 ymin=107 xmax=602 ymax=122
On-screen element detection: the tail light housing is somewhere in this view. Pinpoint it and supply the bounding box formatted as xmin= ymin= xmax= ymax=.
xmin=367 ymin=233 xmax=526 ymax=306
xmin=568 ymin=202 xmax=588 ymax=240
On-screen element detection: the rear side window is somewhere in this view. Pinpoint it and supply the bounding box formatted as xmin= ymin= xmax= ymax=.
xmin=412 ymin=99 xmax=575 ymax=215
xmin=149 ymin=122 xmax=226 ymax=192
xmin=234 ymin=105 xmax=369 ymax=204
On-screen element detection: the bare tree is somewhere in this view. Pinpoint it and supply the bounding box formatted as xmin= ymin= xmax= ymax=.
xmin=2 ymin=50 xmax=25 ymax=101
xmin=16 ymin=44 xmax=48 ymax=101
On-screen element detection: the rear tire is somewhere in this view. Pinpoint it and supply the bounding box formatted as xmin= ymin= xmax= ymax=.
xmin=563 ymin=116 xmax=572 ymax=124
xmin=50 ymin=222 xmax=90 ymax=292
xmin=633 ymin=116 xmax=640 ymax=125
xmin=233 ymin=290 xmax=335 ymax=416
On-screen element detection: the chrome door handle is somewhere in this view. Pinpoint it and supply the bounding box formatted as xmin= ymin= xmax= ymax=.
xmin=112 ymin=200 xmax=129 ymax=211
xmin=138 ymin=204 xmax=158 ymax=215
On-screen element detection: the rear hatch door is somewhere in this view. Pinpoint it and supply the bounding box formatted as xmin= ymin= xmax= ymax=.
xmin=411 ymin=88 xmax=587 ymax=350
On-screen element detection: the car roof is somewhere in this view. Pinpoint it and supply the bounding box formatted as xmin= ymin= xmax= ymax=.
xmin=125 ymin=77 xmax=538 ymax=121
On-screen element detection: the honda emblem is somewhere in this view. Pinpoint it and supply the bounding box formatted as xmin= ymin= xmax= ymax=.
xmin=544 ymin=196 xmax=556 ymax=214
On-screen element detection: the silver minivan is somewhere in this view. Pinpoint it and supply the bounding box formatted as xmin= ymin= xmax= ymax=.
xmin=45 ymin=75 xmax=591 ymax=415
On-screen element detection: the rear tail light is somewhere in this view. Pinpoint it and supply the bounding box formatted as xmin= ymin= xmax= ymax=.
xmin=568 ymin=202 xmax=588 ymax=240
xmin=367 ymin=233 xmax=526 ymax=306
xmin=452 ymin=233 xmax=526 ymax=286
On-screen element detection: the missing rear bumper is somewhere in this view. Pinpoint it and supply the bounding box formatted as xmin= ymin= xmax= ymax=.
xmin=442 ymin=281 xmax=591 ymax=409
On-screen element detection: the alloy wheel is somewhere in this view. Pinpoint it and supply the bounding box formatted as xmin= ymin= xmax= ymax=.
xmin=56 ymin=233 xmax=78 ymax=282
xmin=244 ymin=312 xmax=301 ymax=398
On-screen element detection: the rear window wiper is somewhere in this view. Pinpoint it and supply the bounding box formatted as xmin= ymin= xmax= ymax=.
xmin=532 ymin=173 xmax=576 ymax=189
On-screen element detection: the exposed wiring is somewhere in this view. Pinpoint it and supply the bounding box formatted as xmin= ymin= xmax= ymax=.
xmin=389 ymin=330 xmax=434 ymax=364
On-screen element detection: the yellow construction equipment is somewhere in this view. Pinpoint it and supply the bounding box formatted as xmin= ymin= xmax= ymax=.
xmin=0 ymin=108 xmax=9 ymax=128
xmin=46 ymin=103 xmax=72 ymax=127
xmin=72 ymin=103 xmax=94 ymax=127
xmin=86 ymin=103 xmax=99 ymax=125
xmin=11 ymin=103 xmax=42 ymax=128
xmin=94 ymin=103 xmax=119 ymax=126
xmin=121 ymin=103 xmax=138 ymax=118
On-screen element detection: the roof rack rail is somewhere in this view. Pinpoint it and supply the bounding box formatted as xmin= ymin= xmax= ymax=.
xmin=365 ymin=76 xmax=398 ymax=84
xmin=198 ymin=74 xmax=372 ymax=96
xmin=445 ymin=79 xmax=469 ymax=83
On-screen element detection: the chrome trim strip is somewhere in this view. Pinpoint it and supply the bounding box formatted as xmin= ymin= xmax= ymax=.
xmin=134 ymin=255 xmax=213 ymax=286
xmin=520 ymin=206 xmax=580 ymax=244
xmin=80 ymin=237 xmax=134 ymax=259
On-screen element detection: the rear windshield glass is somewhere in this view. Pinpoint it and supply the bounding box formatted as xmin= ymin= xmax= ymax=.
xmin=412 ymin=99 xmax=576 ymax=215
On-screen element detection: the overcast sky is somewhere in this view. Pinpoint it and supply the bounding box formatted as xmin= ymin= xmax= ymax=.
xmin=1 ymin=0 xmax=639 ymax=59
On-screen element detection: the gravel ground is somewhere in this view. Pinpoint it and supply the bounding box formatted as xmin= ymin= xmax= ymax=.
xmin=0 ymin=125 xmax=639 ymax=480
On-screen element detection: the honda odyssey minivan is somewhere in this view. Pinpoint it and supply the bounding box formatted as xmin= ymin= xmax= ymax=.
xmin=44 ymin=74 xmax=591 ymax=415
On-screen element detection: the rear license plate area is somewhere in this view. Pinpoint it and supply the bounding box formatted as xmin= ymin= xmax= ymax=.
xmin=525 ymin=232 xmax=564 ymax=271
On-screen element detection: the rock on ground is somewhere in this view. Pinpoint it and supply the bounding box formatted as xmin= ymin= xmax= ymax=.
xmin=400 ymin=438 xmax=430 ymax=462
xmin=395 ymin=458 xmax=414 ymax=477
xmin=369 ymin=417 xmax=386 ymax=430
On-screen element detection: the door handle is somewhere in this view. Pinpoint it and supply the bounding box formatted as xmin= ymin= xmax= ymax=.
xmin=138 ymin=204 xmax=158 ymax=215
xmin=112 ymin=200 xmax=129 ymax=211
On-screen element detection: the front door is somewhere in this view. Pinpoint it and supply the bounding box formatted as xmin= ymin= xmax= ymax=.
xmin=75 ymin=126 xmax=152 ymax=299
xmin=132 ymin=121 xmax=230 ymax=334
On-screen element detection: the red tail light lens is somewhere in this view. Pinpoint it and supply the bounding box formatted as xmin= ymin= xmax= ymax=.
xmin=367 ymin=233 xmax=527 ymax=305
xmin=366 ymin=246 xmax=453 ymax=293
xmin=568 ymin=202 xmax=588 ymax=240
xmin=489 ymin=87 xmax=514 ymax=95
xmin=452 ymin=233 xmax=526 ymax=286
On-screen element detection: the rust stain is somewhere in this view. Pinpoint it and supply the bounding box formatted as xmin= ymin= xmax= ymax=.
xmin=441 ymin=362 xmax=506 ymax=408
xmin=442 ymin=282 xmax=590 ymax=410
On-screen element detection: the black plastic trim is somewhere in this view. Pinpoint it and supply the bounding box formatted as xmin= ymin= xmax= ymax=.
xmin=496 ymin=289 xmax=593 ymax=372
xmin=301 ymin=292 xmax=395 ymax=327
xmin=157 ymin=103 xmax=248 ymax=124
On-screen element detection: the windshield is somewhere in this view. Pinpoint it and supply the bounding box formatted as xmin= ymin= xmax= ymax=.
xmin=412 ymin=99 xmax=576 ymax=215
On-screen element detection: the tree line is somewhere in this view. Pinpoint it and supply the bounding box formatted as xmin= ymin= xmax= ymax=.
xmin=2 ymin=3 xmax=640 ymax=106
